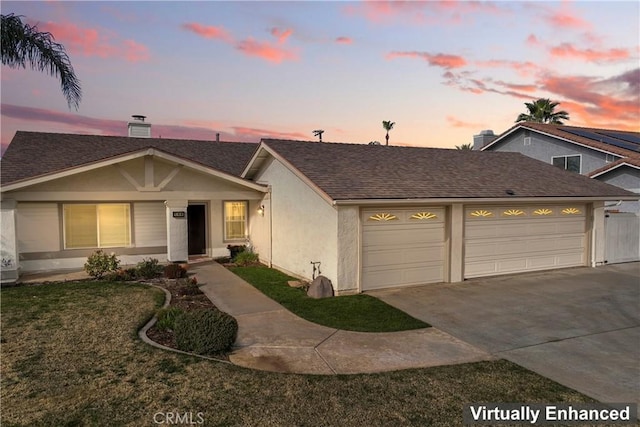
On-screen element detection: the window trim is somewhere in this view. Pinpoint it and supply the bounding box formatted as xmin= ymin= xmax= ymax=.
xmin=62 ymin=203 xmax=132 ymax=249
xmin=551 ymin=154 xmax=582 ymax=174
xmin=223 ymin=200 xmax=248 ymax=242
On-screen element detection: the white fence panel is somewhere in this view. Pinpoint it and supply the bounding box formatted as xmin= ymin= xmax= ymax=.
xmin=605 ymin=212 xmax=640 ymax=264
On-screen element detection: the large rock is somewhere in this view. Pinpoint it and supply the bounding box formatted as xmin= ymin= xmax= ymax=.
xmin=307 ymin=275 xmax=334 ymax=299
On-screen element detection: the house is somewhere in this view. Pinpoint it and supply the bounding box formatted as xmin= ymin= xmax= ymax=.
xmin=1 ymin=121 xmax=637 ymax=291
xmin=475 ymin=122 xmax=640 ymax=213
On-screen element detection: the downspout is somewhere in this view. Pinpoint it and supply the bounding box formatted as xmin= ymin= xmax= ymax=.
xmin=268 ymin=186 xmax=273 ymax=268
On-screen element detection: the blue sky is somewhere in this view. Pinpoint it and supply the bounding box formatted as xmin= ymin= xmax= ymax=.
xmin=1 ymin=1 xmax=638 ymax=152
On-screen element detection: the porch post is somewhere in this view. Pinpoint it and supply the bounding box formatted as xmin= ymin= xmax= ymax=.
xmin=1 ymin=199 xmax=19 ymax=284
xmin=165 ymin=200 xmax=188 ymax=263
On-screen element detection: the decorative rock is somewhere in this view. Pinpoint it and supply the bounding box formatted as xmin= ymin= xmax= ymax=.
xmin=288 ymin=280 xmax=304 ymax=288
xmin=307 ymin=275 xmax=334 ymax=299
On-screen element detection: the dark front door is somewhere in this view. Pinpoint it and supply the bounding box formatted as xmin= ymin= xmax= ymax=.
xmin=187 ymin=204 xmax=206 ymax=255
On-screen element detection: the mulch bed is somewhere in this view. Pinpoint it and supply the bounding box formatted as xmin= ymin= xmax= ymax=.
xmin=145 ymin=276 xmax=217 ymax=349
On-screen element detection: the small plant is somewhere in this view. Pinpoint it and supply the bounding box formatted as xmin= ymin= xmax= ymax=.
xmin=136 ymin=258 xmax=163 ymax=279
xmin=84 ymin=250 xmax=120 ymax=279
xmin=108 ymin=267 xmax=137 ymax=281
xmin=174 ymin=308 xmax=238 ymax=355
xmin=155 ymin=307 xmax=184 ymax=331
xmin=234 ymin=249 xmax=259 ymax=266
xmin=164 ymin=263 xmax=187 ymax=279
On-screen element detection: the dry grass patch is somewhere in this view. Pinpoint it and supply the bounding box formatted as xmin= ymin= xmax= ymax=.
xmin=1 ymin=281 xmax=605 ymax=427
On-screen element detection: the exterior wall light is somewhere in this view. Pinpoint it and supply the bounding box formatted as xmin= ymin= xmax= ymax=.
xmin=257 ymin=205 xmax=265 ymax=216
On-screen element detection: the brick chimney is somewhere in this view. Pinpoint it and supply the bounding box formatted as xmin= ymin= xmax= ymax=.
xmin=473 ymin=129 xmax=495 ymax=150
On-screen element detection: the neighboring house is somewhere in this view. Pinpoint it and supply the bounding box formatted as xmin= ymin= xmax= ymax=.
xmin=476 ymin=122 xmax=640 ymax=213
xmin=1 ymin=122 xmax=637 ymax=291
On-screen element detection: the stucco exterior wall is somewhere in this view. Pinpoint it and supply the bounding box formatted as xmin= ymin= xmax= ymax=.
xmin=595 ymin=167 xmax=640 ymax=213
xmin=254 ymin=158 xmax=338 ymax=286
xmin=336 ymin=206 xmax=359 ymax=294
xmin=249 ymin=196 xmax=272 ymax=265
xmin=490 ymin=129 xmax=617 ymax=174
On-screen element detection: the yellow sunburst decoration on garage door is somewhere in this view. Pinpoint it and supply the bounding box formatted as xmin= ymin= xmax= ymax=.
xmin=368 ymin=213 xmax=398 ymax=221
xmin=503 ymin=209 xmax=525 ymax=216
xmin=470 ymin=209 xmax=493 ymax=217
xmin=533 ymin=208 xmax=553 ymax=216
xmin=561 ymin=207 xmax=581 ymax=215
xmin=410 ymin=212 xmax=437 ymax=220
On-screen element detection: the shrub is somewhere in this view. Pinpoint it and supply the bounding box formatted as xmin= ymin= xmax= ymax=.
xmin=156 ymin=307 xmax=184 ymax=331
xmin=234 ymin=249 xmax=259 ymax=266
xmin=136 ymin=258 xmax=163 ymax=279
xmin=164 ymin=263 xmax=187 ymax=279
xmin=174 ymin=308 xmax=238 ymax=355
xmin=84 ymin=250 xmax=120 ymax=279
xmin=107 ymin=267 xmax=137 ymax=281
xmin=227 ymin=245 xmax=246 ymax=259
xmin=176 ymin=277 xmax=200 ymax=295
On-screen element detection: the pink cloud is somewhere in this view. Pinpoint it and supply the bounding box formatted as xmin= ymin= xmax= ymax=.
xmin=546 ymin=11 xmax=591 ymax=30
xmin=387 ymin=51 xmax=467 ymax=69
xmin=232 ymin=127 xmax=308 ymax=140
xmin=526 ymin=34 xmax=540 ymax=46
xmin=549 ymin=43 xmax=629 ymax=63
xmin=235 ymin=38 xmax=298 ymax=63
xmin=181 ymin=22 xmax=232 ymax=41
xmin=475 ymin=59 xmax=540 ymax=77
xmin=270 ymin=28 xmax=293 ymax=44
xmin=38 ymin=21 xmax=149 ymax=62
xmin=336 ymin=36 xmax=353 ymax=45
xmin=446 ymin=116 xmax=484 ymax=129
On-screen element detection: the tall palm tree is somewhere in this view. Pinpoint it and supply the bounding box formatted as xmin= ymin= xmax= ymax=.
xmin=2 ymin=13 xmax=81 ymax=109
xmin=382 ymin=120 xmax=395 ymax=146
xmin=515 ymin=98 xmax=569 ymax=124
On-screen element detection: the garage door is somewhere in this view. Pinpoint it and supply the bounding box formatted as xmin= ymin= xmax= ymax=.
xmin=465 ymin=205 xmax=587 ymax=278
xmin=362 ymin=207 xmax=446 ymax=290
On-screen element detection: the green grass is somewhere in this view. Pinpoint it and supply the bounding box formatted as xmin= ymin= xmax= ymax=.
xmin=1 ymin=281 xmax=603 ymax=426
xmin=228 ymin=265 xmax=427 ymax=332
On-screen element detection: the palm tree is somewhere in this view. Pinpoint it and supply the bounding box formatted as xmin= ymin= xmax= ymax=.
xmin=515 ymin=98 xmax=569 ymax=124
xmin=1 ymin=14 xmax=81 ymax=109
xmin=382 ymin=120 xmax=395 ymax=146
xmin=455 ymin=143 xmax=473 ymax=150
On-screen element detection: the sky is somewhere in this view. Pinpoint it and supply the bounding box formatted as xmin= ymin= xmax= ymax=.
xmin=1 ymin=0 xmax=639 ymax=153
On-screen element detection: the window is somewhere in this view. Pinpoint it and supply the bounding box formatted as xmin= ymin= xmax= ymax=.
xmin=552 ymin=155 xmax=581 ymax=173
xmin=224 ymin=201 xmax=247 ymax=241
xmin=64 ymin=204 xmax=131 ymax=249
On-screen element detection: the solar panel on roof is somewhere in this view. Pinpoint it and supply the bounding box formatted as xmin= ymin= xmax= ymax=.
xmin=599 ymin=131 xmax=640 ymax=146
xmin=563 ymin=128 xmax=640 ymax=152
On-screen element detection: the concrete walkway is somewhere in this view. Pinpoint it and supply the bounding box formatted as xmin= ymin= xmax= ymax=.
xmin=192 ymin=262 xmax=494 ymax=374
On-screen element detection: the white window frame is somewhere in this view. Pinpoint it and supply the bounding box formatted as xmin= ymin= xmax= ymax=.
xmin=551 ymin=154 xmax=582 ymax=173
xmin=223 ymin=201 xmax=248 ymax=242
xmin=63 ymin=203 xmax=132 ymax=249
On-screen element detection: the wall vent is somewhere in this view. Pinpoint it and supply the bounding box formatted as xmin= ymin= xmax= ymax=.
xmin=128 ymin=115 xmax=151 ymax=138
xmin=524 ymin=137 xmax=531 ymax=146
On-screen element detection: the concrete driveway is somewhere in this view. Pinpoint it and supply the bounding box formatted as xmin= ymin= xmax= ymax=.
xmin=369 ymin=263 xmax=640 ymax=406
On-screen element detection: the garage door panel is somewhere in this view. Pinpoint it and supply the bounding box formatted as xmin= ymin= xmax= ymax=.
xmin=363 ymin=245 xmax=444 ymax=267
xmin=362 ymin=207 xmax=446 ymax=290
xmin=465 ymin=205 xmax=587 ymax=279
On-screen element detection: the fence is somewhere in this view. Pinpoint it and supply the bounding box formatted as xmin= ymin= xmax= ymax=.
xmin=604 ymin=212 xmax=640 ymax=264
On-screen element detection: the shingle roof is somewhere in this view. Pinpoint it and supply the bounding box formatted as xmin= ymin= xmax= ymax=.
xmin=1 ymin=131 xmax=259 ymax=185
xmin=261 ymin=139 xmax=634 ymax=200
xmin=486 ymin=122 xmax=640 ymax=158
xmin=588 ymin=157 xmax=640 ymax=178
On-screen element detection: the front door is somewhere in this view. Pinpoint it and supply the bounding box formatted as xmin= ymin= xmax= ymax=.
xmin=187 ymin=204 xmax=206 ymax=255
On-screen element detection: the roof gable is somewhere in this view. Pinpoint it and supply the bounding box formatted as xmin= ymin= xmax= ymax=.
xmin=482 ymin=122 xmax=640 ymax=158
xmin=1 ymin=131 xmax=259 ymax=186
xmin=255 ymin=139 xmax=634 ymax=200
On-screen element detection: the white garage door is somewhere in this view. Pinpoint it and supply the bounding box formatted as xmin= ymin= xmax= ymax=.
xmin=362 ymin=207 xmax=446 ymax=291
xmin=465 ymin=205 xmax=587 ymax=278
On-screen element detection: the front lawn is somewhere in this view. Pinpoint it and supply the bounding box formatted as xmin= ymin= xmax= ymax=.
xmin=228 ymin=265 xmax=429 ymax=332
xmin=1 ymin=281 xmax=601 ymax=426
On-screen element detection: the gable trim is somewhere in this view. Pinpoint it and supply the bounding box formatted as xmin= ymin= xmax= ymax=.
xmin=242 ymin=142 xmax=335 ymax=205
xmin=333 ymin=195 xmax=639 ymax=206
xmin=1 ymin=148 xmax=268 ymax=193
xmin=589 ymin=161 xmax=640 ymax=179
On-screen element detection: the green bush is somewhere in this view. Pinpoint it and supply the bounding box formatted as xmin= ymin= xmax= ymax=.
xmin=84 ymin=250 xmax=120 ymax=279
xmin=156 ymin=307 xmax=184 ymax=331
xmin=136 ymin=258 xmax=163 ymax=279
xmin=234 ymin=250 xmax=259 ymax=266
xmin=164 ymin=263 xmax=187 ymax=279
xmin=174 ymin=308 xmax=238 ymax=355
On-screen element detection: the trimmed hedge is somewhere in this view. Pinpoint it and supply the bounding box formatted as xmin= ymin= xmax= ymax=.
xmin=174 ymin=308 xmax=238 ymax=355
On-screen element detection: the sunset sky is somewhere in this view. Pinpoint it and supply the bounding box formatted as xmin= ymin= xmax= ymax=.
xmin=1 ymin=1 xmax=639 ymax=153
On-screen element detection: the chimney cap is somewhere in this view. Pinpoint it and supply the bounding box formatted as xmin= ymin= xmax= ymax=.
xmin=479 ymin=129 xmax=494 ymax=135
xmin=131 ymin=114 xmax=146 ymax=122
